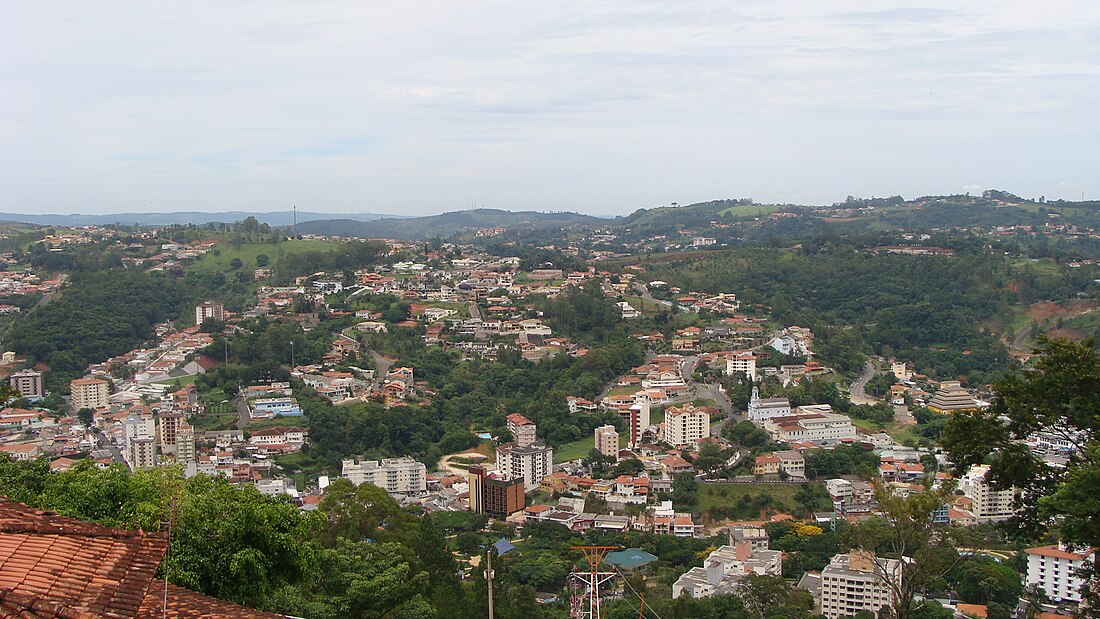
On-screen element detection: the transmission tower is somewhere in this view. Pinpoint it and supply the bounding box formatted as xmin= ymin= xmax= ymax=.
xmin=569 ymin=546 xmax=618 ymax=619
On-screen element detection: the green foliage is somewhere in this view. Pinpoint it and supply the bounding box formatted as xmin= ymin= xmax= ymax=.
xmin=954 ymin=558 xmax=1024 ymax=607
xmin=804 ymin=443 xmax=880 ymax=479
xmin=643 ymin=247 xmax=1014 ymax=380
xmin=943 ymin=337 xmax=1100 ymax=549
xmin=9 ymin=270 xmax=193 ymax=385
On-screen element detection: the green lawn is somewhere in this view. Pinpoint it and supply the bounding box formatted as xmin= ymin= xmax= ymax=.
xmin=696 ymin=481 xmax=813 ymax=513
xmin=719 ymin=204 xmax=780 ymax=218
xmin=154 ymin=374 xmax=198 ymax=387
xmin=554 ymin=437 xmax=595 ymax=463
xmin=186 ymin=239 xmax=340 ymax=273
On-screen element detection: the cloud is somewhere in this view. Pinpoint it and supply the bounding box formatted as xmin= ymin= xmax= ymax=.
xmin=1 ymin=1 xmax=1099 ymax=215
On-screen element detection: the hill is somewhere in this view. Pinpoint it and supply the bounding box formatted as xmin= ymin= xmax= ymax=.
xmin=0 ymin=211 xmax=399 ymax=227
xmin=294 ymin=208 xmax=608 ymax=239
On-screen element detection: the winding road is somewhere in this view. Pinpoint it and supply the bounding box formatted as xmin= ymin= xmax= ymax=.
xmin=849 ymin=360 xmax=879 ymax=405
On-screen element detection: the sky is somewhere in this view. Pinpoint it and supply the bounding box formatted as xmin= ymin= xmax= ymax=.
xmin=2 ymin=1 xmax=1099 ymax=217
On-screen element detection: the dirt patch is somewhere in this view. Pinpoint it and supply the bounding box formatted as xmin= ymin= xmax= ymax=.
xmin=1045 ymin=328 xmax=1088 ymax=341
xmin=1027 ymin=302 xmax=1065 ymax=321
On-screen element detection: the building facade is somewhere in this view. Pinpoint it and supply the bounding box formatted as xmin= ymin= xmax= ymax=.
xmin=960 ymin=464 xmax=1018 ymax=522
xmin=1025 ymin=543 xmax=1095 ymax=604
xmin=506 ymin=413 xmax=538 ymax=447
xmin=819 ymin=551 xmax=901 ymax=619
xmin=594 ymin=425 xmax=619 ymax=458
xmin=194 ymin=301 xmax=225 ymax=325
xmin=9 ymin=370 xmax=44 ymax=399
xmin=342 ymin=457 xmax=427 ymax=495
xmin=70 ymin=378 xmax=109 ymax=410
xmin=495 ymin=441 xmax=553 ymax=490
xmin=663 ymin=404 xmax=710 ymax=448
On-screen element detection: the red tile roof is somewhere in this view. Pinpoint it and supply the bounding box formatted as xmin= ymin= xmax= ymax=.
xmin=0 ymin=499 xmax=285 ymax=619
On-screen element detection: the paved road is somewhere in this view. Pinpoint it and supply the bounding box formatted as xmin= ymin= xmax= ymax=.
xmin=369 ymin=350 xmax=394 ymax=384
xmin=849 ymin=360 xmax=879 ymax=405
xmin=632 ymin=281 xmax=672 ymax=308
xmin=468 ymin=301 xmax=481 ymax=320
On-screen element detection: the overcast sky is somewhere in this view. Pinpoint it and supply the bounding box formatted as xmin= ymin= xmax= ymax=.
xmin=2 ymin=1 xmax=1098 ymax=216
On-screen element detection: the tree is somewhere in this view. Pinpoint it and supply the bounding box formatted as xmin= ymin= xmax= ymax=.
xmin=77 ymin=407 xmax=95 ymax=427
xmin=956 ymin=559 xmax=1024 ymax=607
xmin=737 ymin=573 xmax=791 ymax=618
xmin=256 ymin=254 xmax=270 ymax=267
xmin=229 ymin=257 xmax=244 ymax=270
xmin=942 ymin=337 xmax=1100 ymax=609
xmin=847 ymin=483 xmax=968 ymax=619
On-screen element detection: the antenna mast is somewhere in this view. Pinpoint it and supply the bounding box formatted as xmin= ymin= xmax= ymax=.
xmin=569 ymin=546 xmax=618 ymax=619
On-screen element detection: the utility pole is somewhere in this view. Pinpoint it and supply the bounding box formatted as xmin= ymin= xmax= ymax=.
xmin=486 ymin=548 xmax=494 ymax=619
xmin=292 ymin=205 xmax=297 ymax=236
xmin=290 ymin=340 xmax=295 ymax=368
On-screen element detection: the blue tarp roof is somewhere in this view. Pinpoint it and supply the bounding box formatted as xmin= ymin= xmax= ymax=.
xmin=604 ymin=548 xmax=658 ymax=569
xmin=493 ymin=538 xmax=517 ymax=556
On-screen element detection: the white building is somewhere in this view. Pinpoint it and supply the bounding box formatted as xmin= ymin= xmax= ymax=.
xmin=726 ymin=353 xmax=757 ymax=381
xmin=663 ymin=404 xmax=710 ymax=448
xmin=764 ymin=412 xmax=857 ymax=445
xmin=673 ymin=540 xmax=783 ymax=599
xmin=175 ymin=424 xmax=196 ymax=464
xmin=496 ymin=441 xmax=553 ymax=490
xmin=1025 ymin=543 xmax=1095 ymax=604
xmin=616 ymin=301 xmax=641 ymax=319
xmin=960 ymin=464 xmax=1018 ymax=522
xmin=819 ymin=551 xmax=901 ymax=619
xmin=342 ymin=457 xmax=427 ymax=496
xmin=594 ymin=425 xmax=619 ymax=458
xmin=747 ymin=388 xmax=791 ymax=423
xmin=123 ymin=412 xmax=157 ymax=470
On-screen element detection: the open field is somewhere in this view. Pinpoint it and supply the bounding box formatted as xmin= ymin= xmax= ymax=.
xmin=719 ymin=204 xmax=780 ymax=218
xmin=186 ymin=239 xmax=340 ymax=273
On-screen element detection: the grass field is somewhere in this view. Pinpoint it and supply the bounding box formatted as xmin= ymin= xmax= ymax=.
xmin=186 ymin=239 xmax=340 ymax=273
xmin=154 ymin=374 xmax=198 ymax=387
xmin=719 ymin=204 xmax=780 ymax=218
xmin=554 ymin=437 xmax=595 ymax=463
xmin=696 ymin=481 xmax=810 ymax=513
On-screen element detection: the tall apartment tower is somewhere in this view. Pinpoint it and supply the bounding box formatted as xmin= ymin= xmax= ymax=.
xmin=594 ymin=425 xmax=619 ymax=458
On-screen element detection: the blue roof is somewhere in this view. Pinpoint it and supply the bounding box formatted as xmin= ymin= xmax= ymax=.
xmin=605 ymin=548 xmax=658 ymax=569
xmin=493 ymin=538 xmax=517 ymax=556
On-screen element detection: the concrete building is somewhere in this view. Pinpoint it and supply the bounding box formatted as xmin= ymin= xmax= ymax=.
xmin=70 ymin=378 xmax=109 ymax=410
xmin=778 ymin=450 xmax=806 ymax=478
xmin=496 ymin=441 xmax=553 ymax=490
xmin=663 ymin=403 xmax=710 ymax=448
xmin=157 ymin=411 xmax=182 ymax=452
xmin=123 ymin=411 xmax=157 ymax=470
xmin=960 ymin=464 xmax=1018 ymax=522
xmin=506 ymin=413 xmax=538 ymax=448
xmin=594 ymin=425 xmax=619 ymax=458
xmin=673 ymin=540 xmax=783 ymax=599
xmin=9 ymin=370 xmax=44 ymax=400
xmin=194 ymin=301 xmax=225 ymax=325
xmin=763 ymin=411 xmax=857 ymax=445
xmin=175 ymin=423 xmax=196 ymax=464
xmin=927 ymin=381 xmax=980 ymax=413
xmin=747 ymin=387 xmax=792 ymax=423
xmin=1025 ymin=543 xmax=1095 ymax=604
xmin=726 ymin=353 xmax=757 ymax=381
xmin=342 ymin=457 xmax=427 ymax=496
xmin=819 ymin=551 xmax=902 ymax=619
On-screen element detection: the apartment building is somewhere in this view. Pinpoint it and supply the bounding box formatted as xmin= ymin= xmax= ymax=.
xmin=819 ymin=551 xmax=901 ymax=619
xmin=594 ymin=425 xmax=619 ymax=458
xmin=960 ymin=464 xmax=1018 ymax=522
xmin=70 ymin=378 xmax=109 ymax=410
xmin=663 ymin=403 xmax=710 ymax=448
xmin=342 ymin=457 xmax=427 ymax=496
xmin=1025 ymin=543 xmax=1095 ymax=604
xmin=726 ymin=353 xmax=757 ymax=381
xmin=506 ymin=413 xmax=538 ymax=447
xmin=496 ymin=441 xmax=553 ymax=490
xmin=194 ymin=301 xmax=225 ymax=325
xmin=9 ymin=370 xmax=44 ymax=399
